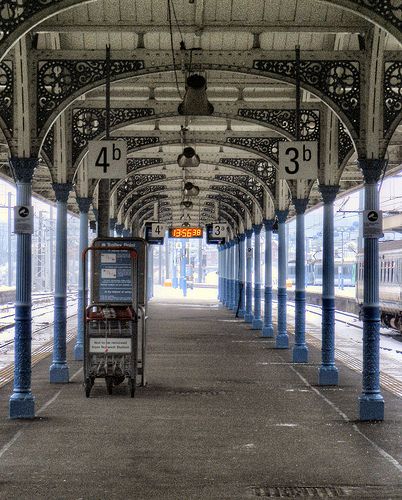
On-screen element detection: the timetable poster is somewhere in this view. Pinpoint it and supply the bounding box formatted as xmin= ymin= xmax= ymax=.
xmin=97 ymin=250 xmax=134 ymax=303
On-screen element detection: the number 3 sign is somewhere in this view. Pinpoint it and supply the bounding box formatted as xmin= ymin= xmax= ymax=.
xmin=278 ymin=141 xmax=318 ymax=180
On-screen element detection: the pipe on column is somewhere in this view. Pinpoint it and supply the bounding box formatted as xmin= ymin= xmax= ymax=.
xmin=262 ymin=219 xmax=274 ymax=337
xmin=74 ymin=197 xmax=92 ymax=361
xmin=275 ymin=210 xmax=289 ymax=348
xmin=358 ymin=159 xmax=385 ymax=421
xmin=172 ymin=243 xmax=178 ymax=288
xmin=217 ymin=245 xmax=222 ymax=301
xmin=148 ymin=245 xmax=154 ymax=299
xmin=318 ymin=185 xmax=339 ymax=385
xmin=229 ymin=240 xmax=235 ymax=310
xmin=244 ymin=229 xmax=254 ymax=323
xmin=292 ymin=199 xmax=309 ymax=362
xmin=180 ymin=239 xmax=187 ymax=297
xmin=50 ymin=183 xmax=72 ymax=383
xmin=9 ymin=157 xmax=37 ymax=419
xmin=237 ymin=234 xmax=246 ymax=317
xmin=231 ymin=238 xmax=239 ymax=312
xmin=222 ymin=243 xmax=228 ymax=306
xmin=252 ymin=224 xmax=263 ymax=329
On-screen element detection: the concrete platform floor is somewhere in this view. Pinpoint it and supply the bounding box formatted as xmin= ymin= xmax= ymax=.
xmin=0 ymin=293 xmax=401 ymax=499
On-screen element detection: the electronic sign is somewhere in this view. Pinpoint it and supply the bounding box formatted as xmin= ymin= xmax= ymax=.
xmin=168 ymin=227 xmax=203 ymax=238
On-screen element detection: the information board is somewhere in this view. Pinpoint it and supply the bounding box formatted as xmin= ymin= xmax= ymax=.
xmin=97 ymin=249 xmax=135 ymax=303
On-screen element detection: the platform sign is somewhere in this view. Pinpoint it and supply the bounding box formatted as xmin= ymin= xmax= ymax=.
xmin=212 ymin=224 xmax=227 ymax=238
xmin=88 ymin=140 xmax=127 ymax=179
xmin=89 ymin=338 xmax=131 ymax=354
xmin=247 ymin=247 xmax=253 ymax=259
xmin=278 ymin=141 xmax=318 ymax=180
xmin=13 ymin=205 xmax=34 ymax=234
xmin=151 ymin=223 xmax=167 ymax=238
xmin=363 ymin=210 xmax=383 ymax=238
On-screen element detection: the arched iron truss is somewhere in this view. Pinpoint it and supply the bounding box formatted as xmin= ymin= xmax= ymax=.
xmin=0 ymin=0 xmax=400 ymax=64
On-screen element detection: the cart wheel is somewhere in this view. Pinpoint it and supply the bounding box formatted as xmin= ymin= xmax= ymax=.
xmin=84 ymin=379 xmax=92 ymax=398
xmin=129 ymin=378 xmax=136 ymax=398
xmin=105 ymin=377 xmax=113 ymax=395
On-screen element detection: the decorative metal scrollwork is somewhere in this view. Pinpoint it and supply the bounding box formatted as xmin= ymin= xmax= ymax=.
xmin=117 ymin=174 xmax=166 ymax=205
xmin=338 ymin=121 xmax=354 ymax=166
xmin=127 ymin=194 xmax=168 ymax=220
xmin=237 ymin=109 xmax=320 ymax=141
xmin=207 ymin=194 xmax=246 ymax=219
xmin=41 ymin=126 xmax=54 ymax=165
xmin=214 ymin=174 xmax=264 ymax=205
xmin=351 ymin=0 xmax=401 ymax=34
xmin=127 ymin=157 xmax=163 ymax=173
xmin=225 ymin=137 xmax=284 ymax=164
xmin=37 ymin=59 xmax=145 ymax=131
xmin=210 ymin=185 xmax=254 ymax=212
xmin=253 ymin=60 xmax=360 ymax=133
xmin=0 ymin=61 xmax=13 ymax=132
xmin=384 ymin=61 xmax=402 ymax=134
xmin=218 ymin=157 xmax=276 ymax=191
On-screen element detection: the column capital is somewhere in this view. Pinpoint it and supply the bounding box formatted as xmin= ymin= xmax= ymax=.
xmin=358 ymin=159 xmax=387 ymax=184
xmin=9 ymin=157 xmax=38 ymax=183
xmin=275 ymin=209 xmax=289 ymax=223
xmin=319 ymin=184 xmax=339 ymax=204
xmin=252 ymin=223 xmax=262 ymax=235
xmin=76 ymin=196 xmax=92 ymax=213
xmin=263 ymin=218 xmax=275 ymax=230
xmin=292 ymin=198 xmax=309 ymax=215
xmin=245 ymin=229 xmax=253 ymax=238
xmin=53 ymin=182 xmax=73 ymax=202
xmin=238 ymin=233 xmax=246 ymax=242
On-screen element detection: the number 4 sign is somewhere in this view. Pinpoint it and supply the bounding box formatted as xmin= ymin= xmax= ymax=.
xmin=88 ymin=140 xmax=127 ymax=179
xmin=278 ymin=141 xmax=318 ymax=180
xmin=151 ymin=223 xmax=167 ymax=238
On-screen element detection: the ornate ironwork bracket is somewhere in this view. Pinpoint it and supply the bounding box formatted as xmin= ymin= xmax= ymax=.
xmin=384 ymin=61 xmax=402 ymax=137
xmin=218 ymin=157 xmax=276 ymax=195
xmin=253 ymin=59 xmax=360 ymax=135
xmin=116 ymin=174 xmax=166 ymax=205
xmin=209 ymin=184 xmax=257 ymax=212
xmin=0 ymin=61 xmax=13 ymax=133
xmin=237 ymin=108 xmax=320 ymax=141
xmin=37 ymin=59 xmax=145 ymax=132
xmin=225 ymin=137 xmax=284 ymax=164
xmin=207 ymin=193 xmax=246 ymax=220
xmin=214 ymin=175 xmax=265 ymax=206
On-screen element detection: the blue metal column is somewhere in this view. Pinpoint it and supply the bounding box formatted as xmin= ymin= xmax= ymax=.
xmin=232 ymin=238 xmax=240 ymax=312
xmin=244 ymin=229 xmax=253 ymax=323
xmin=238 ymin=234 xmax=246 ymax=317
xmin=217 ymin=245 xmax=222 ymax=301
xmin=292 ymin=199 xmax=309 ymax=362
xmin=109 ymin=217 xmax=117 ymax=237
xmin=180 ymin=239 xmax=187 ymax=297
xmin=9 ymin=158 xmax=37 ymax=419
xmin=172 ymin=243 xmax=178 ymax=288
xmin=229 ymin=240 xmax=235 ymax=310
xmin=252 ymin=224 xmax=263 ymax=330
xmin=74 ymin=197 xmax=92 ymax=361
xmin=276 ymin=210 xmax=289 ymax=348
xmin=262 ymin=219 xmax=274 ymax=337
xmin=222 ymin=243 xmax=228 ymax=306
xmin=318 ymin=185 xmax=339 ymax=385
xmin=358 ymin=159 xmax=385 ymax=421
xmin=50 ymin=183 xmax=72 ymax=383
xmin=115 ymin=223 xmax=123 ymax=237
xmin=147 ymin=245 xmax=154 ymax=300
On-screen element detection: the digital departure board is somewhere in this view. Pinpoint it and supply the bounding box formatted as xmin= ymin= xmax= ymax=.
xmin=168 ymin=227 xmax=203 ymax=238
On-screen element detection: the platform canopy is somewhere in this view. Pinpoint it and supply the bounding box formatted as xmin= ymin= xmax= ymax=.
xmin=0 ymin=0 xmax=401 ymax=233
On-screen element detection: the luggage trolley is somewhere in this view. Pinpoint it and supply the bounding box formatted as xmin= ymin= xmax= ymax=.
xmin=83 ymin=242 xmax=139 ymax=397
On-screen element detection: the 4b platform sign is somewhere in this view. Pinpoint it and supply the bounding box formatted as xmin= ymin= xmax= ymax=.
xmin=88 ymin=140 xmax=127 ymax=179
xmin=278 ymin=141 xmax=318 ymax=180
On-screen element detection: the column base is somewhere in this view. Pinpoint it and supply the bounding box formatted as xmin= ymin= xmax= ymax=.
xmin=73 ymin=343 xmax=84 ymax=361
xmin=252 ymin=318 xmax=263 ymax=330
xmin=9 ymin=393 xmax=35 ymax=419
xmin=292 ymin=345 xmax=308 ymax=363
xmin=261 ymin=325 xmax=274 ymax=338
xmin=49 ymin=363 xmax=70 ymax=384
xmin=275 ymin=334 xmax=289 ymax=349
xmin=318 ymin=365 xmax=339 ymax=386
xmin=359 ymin=394 xmax=384 ymax=421
xmin=237 ymin=309 xmax=245 ymax=318
xmin=244 ymin=313 xmax=253 ymax=324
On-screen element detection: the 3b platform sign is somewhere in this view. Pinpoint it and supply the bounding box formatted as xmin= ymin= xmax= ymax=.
xmin=212 ymin=224 xmax=227 ymax=238
xmin=88 ymin=140 xmax=127 ymax=179
xmin=278 ymin=141 xmax=318 ymax=180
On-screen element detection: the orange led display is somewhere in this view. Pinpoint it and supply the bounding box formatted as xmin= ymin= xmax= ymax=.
xmin=168 ymin=227 xmax=203 ymax=238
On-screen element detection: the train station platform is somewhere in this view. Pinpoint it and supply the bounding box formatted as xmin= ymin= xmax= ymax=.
xmin=0 ymin=291 xmax=401 ymax=499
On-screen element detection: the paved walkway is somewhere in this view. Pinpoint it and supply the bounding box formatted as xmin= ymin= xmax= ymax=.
xmin=0 ymin=292 xmax=401 ymax=499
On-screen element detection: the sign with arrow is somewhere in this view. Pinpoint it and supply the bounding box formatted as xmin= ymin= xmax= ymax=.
xmin=363 ymin=210 xmax=383 ymax=238
xmin=88 ymin=140 xmax=127 ymax=179
xmin=14 ymin=205 xmax=34 ymax=234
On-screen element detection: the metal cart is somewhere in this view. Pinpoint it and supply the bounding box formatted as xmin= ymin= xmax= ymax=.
xmin=83 ymin=244 xmax=139 ymax=397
